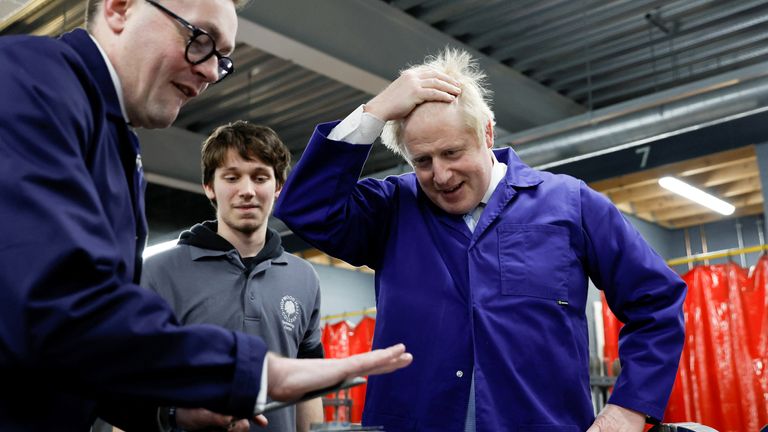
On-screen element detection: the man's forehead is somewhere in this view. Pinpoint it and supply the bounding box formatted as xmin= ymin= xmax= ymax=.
xmin=405 ymin=102 xmax=463 ymax=133
xmin=221 ymin=150 xmax=270 ymax=168
xmin=405 ymin=104 xmax=467 ymax=137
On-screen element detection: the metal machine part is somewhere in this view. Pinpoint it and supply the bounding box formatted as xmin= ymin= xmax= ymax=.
xmin=309 ymin=425 xmax=384 ymax=431
xmin=649 ymin=423 xmax=719 ymax=432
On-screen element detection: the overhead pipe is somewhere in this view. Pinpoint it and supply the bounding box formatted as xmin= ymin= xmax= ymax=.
xmin=498 ymin=61 xmax=768 ymax=169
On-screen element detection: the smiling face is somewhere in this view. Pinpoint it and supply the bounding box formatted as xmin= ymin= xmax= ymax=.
xmin=403 ymin=102 xmax=494 ymax=215
xmin=107 ymin=0 xmax=238 ymax=128
xmin=204 ymin=149 xmax=281 ymax=238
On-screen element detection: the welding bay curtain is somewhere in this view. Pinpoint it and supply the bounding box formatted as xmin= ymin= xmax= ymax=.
xmin=320 ymin=316 xmax=376 ymax=424
xmin=603 ymin=255 xmax=768 ymax=431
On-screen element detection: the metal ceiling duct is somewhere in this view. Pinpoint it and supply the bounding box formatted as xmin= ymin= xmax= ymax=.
xmin=499 ymin=61 xmax=768 ymax=170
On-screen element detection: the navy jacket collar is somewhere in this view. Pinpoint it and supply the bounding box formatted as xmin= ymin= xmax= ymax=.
xmin=492 ymin=147 xmax=543 ymax=188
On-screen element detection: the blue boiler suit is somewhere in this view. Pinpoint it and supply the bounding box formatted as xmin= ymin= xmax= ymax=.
xmin=0 ymin=30 xmax=265 ymax=431
xmin=274 ymin=122 xmax=687 ymax=431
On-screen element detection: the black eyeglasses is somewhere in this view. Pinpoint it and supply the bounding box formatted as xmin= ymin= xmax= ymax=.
xmin=146 ymin=0 xmax=233 ymax=83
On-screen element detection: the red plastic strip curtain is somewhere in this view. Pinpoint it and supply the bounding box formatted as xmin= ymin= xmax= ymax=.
xmin=320 ymin=317 xmax=377 ymax=423
xmin=603 ymin=257 xmax=768 ymax=431
xmin=750 ymin=255 xmax=768 ymax=412
xmin=321 ymin=320 xmax=352 ymax=423
xmin=601 ymin=294 xmax=622 ymax=376
xmin=322 ymin=320 xmax=351 ymax=359
xmin=348 ymin=317 xmax=376 ymax=423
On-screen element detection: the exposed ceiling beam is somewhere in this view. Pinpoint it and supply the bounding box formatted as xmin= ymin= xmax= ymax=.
xmin=504 ymin=60 xmax=768 ymax=169
xmin=647 ymin=193 xmax=763 ymax=222
xmin=235 ymin=17 xmax=390 ymax=95
xmin=665 ymin=203 xmax=764 ymax=228
xmin=687 ymin=160 xmax=759 ymax=187
xmin=605 ymin=183 xmax=667 ymax=205
xmin=590 ymin=147 xmax=755 ymax=192
xmin=630 ymin=177 xmax=761 ymax=213
xmin=237 ymin=0 xmax=584 ymax=132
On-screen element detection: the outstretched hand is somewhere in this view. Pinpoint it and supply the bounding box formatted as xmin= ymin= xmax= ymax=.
xmin=365 ymin=69 xmax=461 ymax=121
xmin=266 ymin=343 xmax=413 ymax=401
xmin=586 ymin=404 xmax=645 ymax=432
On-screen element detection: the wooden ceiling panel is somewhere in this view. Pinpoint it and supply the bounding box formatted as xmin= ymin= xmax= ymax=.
xmin=606 ymin=183 xmax=668 ymax=205
xmin=665 ymin=204 xmax=765 ymax=229
xmin=590 ymin=147 xmax=756 ymax=193
xmin=714 ymin=177 xmax=763 ymax=197
xmin=590 ymin=146 xmax=764 ymax=229
xmin=639 ymin=191 xmax=762 ymax=222
xmin=630 ymin=194 xmax=695 ymax=214
xmin=685 ymin=159 xmax=758 ymax=188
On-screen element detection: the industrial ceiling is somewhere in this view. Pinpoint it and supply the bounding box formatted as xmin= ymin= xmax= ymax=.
xmin=3 ymin=0 xmax=767 ymax=246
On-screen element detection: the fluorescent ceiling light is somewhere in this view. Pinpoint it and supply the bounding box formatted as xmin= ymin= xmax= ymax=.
xmin=143 ymin=239 xmax=178 ymax=259
xmin=658 ymin=176 xmax=735 ymax=215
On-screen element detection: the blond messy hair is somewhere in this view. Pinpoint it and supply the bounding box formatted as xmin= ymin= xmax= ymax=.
xmin=381 ymin=48 xmax=495 ymax=160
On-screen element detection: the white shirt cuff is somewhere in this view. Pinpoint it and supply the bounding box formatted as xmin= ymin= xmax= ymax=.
xmin=328 ymin=104 xmax=385 ymax=144
xmin=254 ymin=355 xmax=268 ymax=414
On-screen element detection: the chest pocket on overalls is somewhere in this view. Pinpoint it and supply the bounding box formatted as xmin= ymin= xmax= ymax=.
xmin=497 ymin=224 xmax=570 ymax=302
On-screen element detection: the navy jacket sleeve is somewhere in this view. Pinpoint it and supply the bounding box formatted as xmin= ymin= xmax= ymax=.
xmin=274 ymin=122 xmax=396 ymax=268
xmin=578 ymin=181 xmax=687 ymax=420
xmin=0 ymin=36 xmax=265 ymax=417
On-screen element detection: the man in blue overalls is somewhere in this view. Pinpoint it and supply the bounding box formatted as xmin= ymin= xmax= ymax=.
xmin=275 ymin=48 xmax=687 ymax=432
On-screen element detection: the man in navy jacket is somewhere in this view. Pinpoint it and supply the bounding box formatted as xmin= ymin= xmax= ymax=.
xmin=275 ymin=49 xmax=687 ymax=431
xmin=0 ymin=0 xmax=411 ymax=430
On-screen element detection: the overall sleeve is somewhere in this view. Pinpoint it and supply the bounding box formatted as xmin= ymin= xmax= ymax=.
xmin=274 ymin=122 xmax=398 ymax=268
xmin=0 ymin=39 xmax=264 ymax=417
xmin=578 ymin=181 xmax=686 ymax=421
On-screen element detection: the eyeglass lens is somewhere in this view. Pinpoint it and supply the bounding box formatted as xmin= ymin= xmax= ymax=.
xmin=187 ymin=33 xmax=232 ymax=82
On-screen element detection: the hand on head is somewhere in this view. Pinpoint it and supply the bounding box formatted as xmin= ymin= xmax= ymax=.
xmin=365 ymin=70 xmax=461 ymax=122
xmin=266 ymin=343 xmax=413 ymax=401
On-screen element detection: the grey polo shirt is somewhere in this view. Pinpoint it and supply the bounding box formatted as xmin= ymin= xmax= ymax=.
xmin=142 ymin=229 xmax=323 ymax=431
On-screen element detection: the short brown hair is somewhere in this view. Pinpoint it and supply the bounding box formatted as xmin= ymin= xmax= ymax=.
xmin=201 ymin=121 xmax=291 ymax=188
xmin=85 ymin=0 xmax=251 ymax=30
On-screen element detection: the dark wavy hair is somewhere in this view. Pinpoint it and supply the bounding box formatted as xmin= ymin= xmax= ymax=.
xmin=201 ymin=121 xmax=291 ymax=189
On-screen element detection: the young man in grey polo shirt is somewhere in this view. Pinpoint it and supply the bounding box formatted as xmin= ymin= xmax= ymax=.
xmin=142 ymin=121 xmax=324 ymax=432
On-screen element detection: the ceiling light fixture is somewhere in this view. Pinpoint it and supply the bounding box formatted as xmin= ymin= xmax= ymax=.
xmin=658 ymin=176 xmax=735 ymax=215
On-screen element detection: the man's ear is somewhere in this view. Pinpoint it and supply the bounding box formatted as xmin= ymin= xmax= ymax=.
xmin=102 ymin=0 xmax=132 ymax=33
xmin=203 ymin=183 xmax=216 ymax=201
xmin=485 ymin=120 xmax=494 ymax=149
xmin=274 ymin=183 xmax=283 ymax=199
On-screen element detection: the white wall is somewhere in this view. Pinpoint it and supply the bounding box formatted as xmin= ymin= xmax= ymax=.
xmin=312 ymin=263 xmax=375 ymax=324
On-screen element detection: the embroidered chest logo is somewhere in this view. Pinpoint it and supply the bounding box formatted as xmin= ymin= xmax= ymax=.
xmin=280 ymin=295 xmax=301 ymax=332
